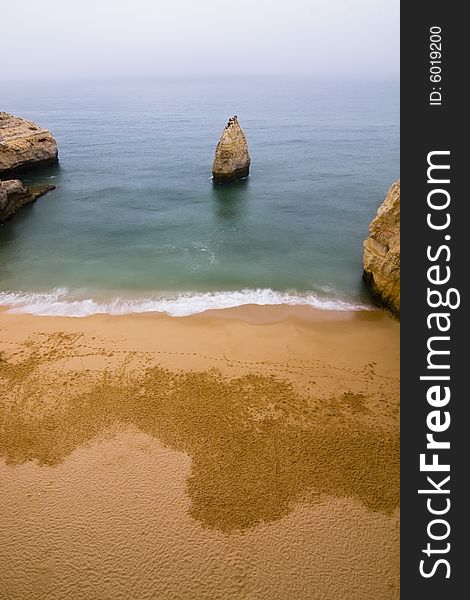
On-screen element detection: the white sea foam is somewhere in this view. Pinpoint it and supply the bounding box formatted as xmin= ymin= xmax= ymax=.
xmin=0 ymin=288 xmax=371 ymax=318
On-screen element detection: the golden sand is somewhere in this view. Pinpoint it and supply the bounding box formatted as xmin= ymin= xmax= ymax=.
xmin=0 ymin=306 xmax=399 ymax=599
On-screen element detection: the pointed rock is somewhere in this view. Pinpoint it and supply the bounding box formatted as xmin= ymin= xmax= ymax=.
xmin=363 ymin=180 xmax=400 ymax=318
xmin=0 ymin=112 xmax=58 ymax=178
xmin=0 ymin=179 xmax=55 ymax=222
xmin=212 ymin=116 xmax=250 ymax=184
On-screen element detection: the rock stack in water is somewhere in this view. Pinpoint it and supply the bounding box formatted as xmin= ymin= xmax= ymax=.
xmin=363 ymin=180 xmax=400 ymax=318
xmin=0 ymin=112 xmax=58 ymax=221
xmin=212 ymin=116 xmax=250 ymax=183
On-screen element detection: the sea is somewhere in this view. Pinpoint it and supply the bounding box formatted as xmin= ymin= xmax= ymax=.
xmin=0 ymin=78 xmax=399 ymax=317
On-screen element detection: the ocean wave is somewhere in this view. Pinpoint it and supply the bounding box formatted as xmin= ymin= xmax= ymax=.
xmin=0 ymin=288 xmax=371 ymax=318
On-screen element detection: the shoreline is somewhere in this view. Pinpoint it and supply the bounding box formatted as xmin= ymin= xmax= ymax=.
xmin=0 ymin=300 xmax=375 ymax=320
xmin=0 ymin=305 xmax=398 ymax=382
xmin=0 ymin=288 xmax=373 ymax=318
xmin=0 ymin=306 xmax=400 ymax=599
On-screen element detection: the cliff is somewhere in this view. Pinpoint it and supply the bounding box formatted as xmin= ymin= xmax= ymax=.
xmin=212 ymin=116 xmax=250 ymax=183
xmin=0 ymin=112 xmax=58 ymax=178
xmin=363 ymin=180 xmax=400 ymax=318
xmin=0 ymin=179 xmax=55 ymax=223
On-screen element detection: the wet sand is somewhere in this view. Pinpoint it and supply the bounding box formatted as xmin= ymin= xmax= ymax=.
xmin=0 ymin=306 xmax=400 ymax=599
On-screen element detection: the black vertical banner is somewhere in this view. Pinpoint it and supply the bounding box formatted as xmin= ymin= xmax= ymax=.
xmin=401 ymin=2 xmax=467 ymax=598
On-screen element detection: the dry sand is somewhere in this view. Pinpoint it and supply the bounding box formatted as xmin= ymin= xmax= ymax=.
xmin=0 ymin=306 xmax=400 ymax=600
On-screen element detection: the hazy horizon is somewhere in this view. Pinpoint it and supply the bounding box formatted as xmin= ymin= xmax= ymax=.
xmin=1 ymin=0 xmax=399 ymax=82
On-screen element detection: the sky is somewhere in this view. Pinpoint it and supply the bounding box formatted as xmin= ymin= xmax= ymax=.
xmin=1 ymin=0 xmax=399 ymax=81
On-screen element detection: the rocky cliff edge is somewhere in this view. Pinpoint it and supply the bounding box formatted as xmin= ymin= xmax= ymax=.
xmin=0 ymin=112 xmax=58 ymax=178
xmin=363 ymin=180 xmax=400 ymax=318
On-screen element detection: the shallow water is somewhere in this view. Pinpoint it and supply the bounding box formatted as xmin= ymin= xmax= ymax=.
xmin=0 ymin=78 xmax=398 ymax=314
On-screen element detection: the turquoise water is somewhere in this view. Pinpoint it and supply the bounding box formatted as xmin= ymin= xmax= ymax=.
xmin=0 ymin=79 xmax=398 ymax=315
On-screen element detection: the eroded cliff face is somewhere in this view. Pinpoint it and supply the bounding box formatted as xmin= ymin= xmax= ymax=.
xmin=363 ymin=180 xmax=400 ymax=318
xmin=0 ymin=179 xmax=55 ymax=223
xmin=212 ymin=116 xmax=250 ymax=183
xmin=0 ymin=112 xmax=58 ymax=177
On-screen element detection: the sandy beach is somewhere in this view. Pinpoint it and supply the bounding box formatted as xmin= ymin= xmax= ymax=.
xmin=0 ymin=306 xmax=399 ymax=599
